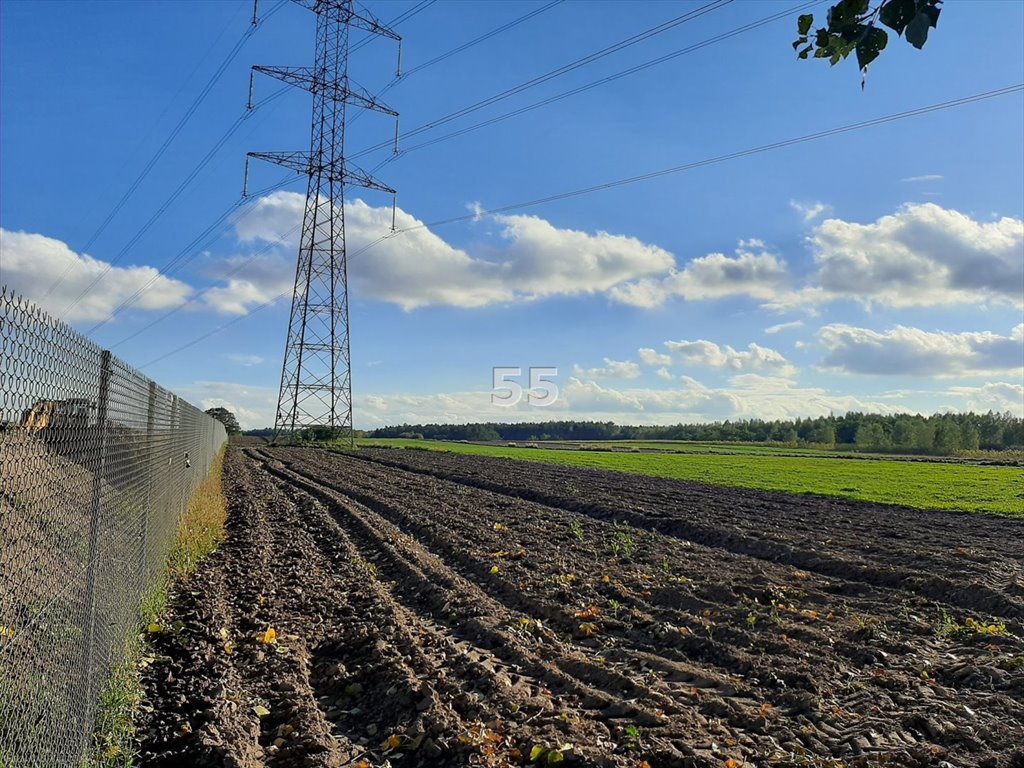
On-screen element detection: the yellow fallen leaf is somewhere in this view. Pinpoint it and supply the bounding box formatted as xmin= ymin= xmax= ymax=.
xmin=147 ymin=623 xmax=161 ymax=634
xmin=577 ymin=622 xmax=599 ymax=637
xmin=602 ymin=575 xmax=611 ymax=584
xmin=0 ymin=625 xmax=14 ymax=638
xmin=257 ymin=627 xmax=277 ymax=644
xmin=490 ymin=565 xmax=500 ymax=574
xmin=494 ymin=522 xmax=506 ymax=531
xmin=223 ymin=641 xmax=236 ymax=655
xmin=386 ymin=734 xmax=402 ymax=749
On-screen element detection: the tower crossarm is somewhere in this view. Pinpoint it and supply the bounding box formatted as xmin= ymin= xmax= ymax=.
xmin=248 ymin=151 xmax=396 ymax=194
xmin=252 ymin=66 xmax=398 ymax=115
xmin=290 ymin=0 xmax=401 ymax=41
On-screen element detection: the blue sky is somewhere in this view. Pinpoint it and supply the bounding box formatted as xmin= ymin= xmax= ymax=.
xmin=2 ymin=0 xmax=1022 ymax=429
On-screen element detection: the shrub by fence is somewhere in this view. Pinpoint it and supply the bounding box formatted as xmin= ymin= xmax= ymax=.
xmin=0 ymin=288 xmax=228 ymax=767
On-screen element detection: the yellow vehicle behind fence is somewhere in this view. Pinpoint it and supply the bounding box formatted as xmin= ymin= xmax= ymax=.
xmin=21 ymin=398 xmax=94 ymax=433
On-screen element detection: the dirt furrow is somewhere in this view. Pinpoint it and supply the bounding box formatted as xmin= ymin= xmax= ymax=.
xmin=345 ymin=448 xmax=1024 ymax=623
xmin=136 ymin=447 xmax=1024 ymax=768
xmin=264 ymin=448 xmax=1023 ymax=767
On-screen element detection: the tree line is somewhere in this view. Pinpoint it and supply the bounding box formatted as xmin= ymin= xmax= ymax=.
xmin=367 ymin=411 xmax=1024 ymax=455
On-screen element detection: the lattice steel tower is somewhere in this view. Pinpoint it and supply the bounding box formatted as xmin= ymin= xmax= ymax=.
xmin=247 ymin=0 xmax=399 ymax=441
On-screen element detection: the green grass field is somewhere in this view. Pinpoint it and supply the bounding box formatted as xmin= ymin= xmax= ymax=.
xmin=355 ymin=438 xmax=1024 ymax=515
xmin=573 ymin=440 xmax=859 ymax=456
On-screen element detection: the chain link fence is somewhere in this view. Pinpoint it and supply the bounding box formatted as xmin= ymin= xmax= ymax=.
xmin=0 ymin=288 xmax=228 ymax=767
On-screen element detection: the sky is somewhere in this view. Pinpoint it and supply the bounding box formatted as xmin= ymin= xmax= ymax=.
xmin=1 ymin=0 xmax=1022 ymax=430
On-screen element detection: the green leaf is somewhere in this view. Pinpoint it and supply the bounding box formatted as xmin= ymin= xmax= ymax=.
xmin=878 ymin=0 xmax=917 ymax=34
xmin=798 ymin=44 xmax=814 ymax=60
xmin=798 ymin=13 xmax=814 ymax=36
xmin=253 ymin=705 xmax=270 ymax=717
xmin=827 ymin=0 xmax=870 ymax=30
xmin=792 ymin=36 xmax=808 ymax=51
xmin=905 ymin=9 xmax=931 ymax=48
xmin=530 ymin=745 xmax=546 ymax=762
xmin=856 ymin=26 xmax=889 ymax=70
xmin=547 ymin=751 xmax=565 ymax=764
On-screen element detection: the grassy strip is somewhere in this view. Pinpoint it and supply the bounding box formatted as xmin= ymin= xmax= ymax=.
xmin=87 ymin=446 xmax=227 ymax=767
xmin=353 ymin=439 xmax=1024 ymax=516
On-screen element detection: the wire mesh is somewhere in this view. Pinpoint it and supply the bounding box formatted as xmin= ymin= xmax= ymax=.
xmin=0 ymin=287 xmax=228 ymax=768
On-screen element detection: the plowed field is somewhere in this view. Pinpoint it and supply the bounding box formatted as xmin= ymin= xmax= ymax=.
xmin=135 ymin=446 xmax=1024 ymax=768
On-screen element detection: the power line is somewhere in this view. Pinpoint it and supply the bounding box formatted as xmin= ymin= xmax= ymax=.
xmin=403 ymin=84 xmax=1024 ymax=232
xmin=349 ymin=0 xmax=732 ymax=158
xmin=85 ymin=173 xmax=295 ymax=336
xmin=69 ymin=0 xmax=434 ymax=325
xmin=136 ymin=235 xmax=384 ymax=369
xmin=351 ymin=0 xmax=434 ymax=54
xmin=59 ymin=86 xmax=292 ymax=318
xmin=114 ymin=1 xmax=560 ymax=342
xmin=132 ymin=83 xmax=1023 ymax=369
xmin=348 ymin=0 xmax=565 ymax=131
xmin=363 ymin=0 xmax=822 ymax=168
xmin=110 ymin=219 xmax=304 ymax=351
xmin=404 ymin=1 xmax=564 ymax=78
xmin=39 ymin=0 xmax=287 ymax=303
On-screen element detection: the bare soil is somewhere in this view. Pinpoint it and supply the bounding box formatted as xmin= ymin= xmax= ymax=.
xmin=134 ymin=446 xmax=1024 ymax=768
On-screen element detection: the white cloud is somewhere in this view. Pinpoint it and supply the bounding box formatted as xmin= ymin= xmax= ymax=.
xmin=216 ymin=192 xmax=674 ymax=312
xmin=0 ymin=229 xmax=192 ymax=322
xmin=790 ymin=200 xmax=829 ymax=222
xmin=658 ymin=339 xmax=797 ymax=377
xmin=572 ymin=358 xmax=641 ymax=379
xmin=639 ymin=347 xmax=672 ymax=366
xmin=901 ymin=175 xmax=943 ymax=183
xmin=228 ymin=353 xmax=264 ymax=366
xmin=808 ymin=203 xmax=1024 ymax=308
xmin=353 ymin=375 xmax=896 ymax=427
xmin=946 ymin=382 xmax=1024 ymax=416
xmin=610 ymin=243 xmax=790 ymax=308
xmin=656 ymin=367 xmax=674 ymax=380
xmin=818 ymin=324 xmax=1024 ymax=377
xmin=764 ymin=320 xmax=804 ymax=334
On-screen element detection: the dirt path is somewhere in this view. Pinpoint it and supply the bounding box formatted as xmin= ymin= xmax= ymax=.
xmin=135 ymin=447 xmax=1024 ymax=768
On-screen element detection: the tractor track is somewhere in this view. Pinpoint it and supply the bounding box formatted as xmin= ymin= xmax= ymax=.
xmin=134 ymin=446 xmax=1024 ymax=768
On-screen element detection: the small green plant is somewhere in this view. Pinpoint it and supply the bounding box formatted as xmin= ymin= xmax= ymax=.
xmin=569 ymin=519 xmax=584 ymax=540
xmin=621 ymin=724 xmax=644 ymax=751
xmin=607 ymin=599 xmax=621 ymax=618
xmin=609 ymin=521 xmax=638 ymax=560
xmin=747 ymin=612 xmax=758 ymax=630
xmin=351 ymin=557 xmax=378 ymax=577
xmin=939 ymin=609 xmax=1009 ymax=638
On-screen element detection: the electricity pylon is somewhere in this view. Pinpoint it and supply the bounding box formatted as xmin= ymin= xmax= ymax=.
xmin=247 ymin=0 xmax=399 ymax=443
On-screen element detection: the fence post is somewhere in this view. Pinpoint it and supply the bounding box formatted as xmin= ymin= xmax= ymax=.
xmin=140 ymin=380 xmax=157 ymax=587
xmin=81 ymin=349 xmax=112 ymax=741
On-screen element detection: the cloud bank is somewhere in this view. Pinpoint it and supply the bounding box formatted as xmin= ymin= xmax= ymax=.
xmin=0 ymin=229 xmax=192 ymax=322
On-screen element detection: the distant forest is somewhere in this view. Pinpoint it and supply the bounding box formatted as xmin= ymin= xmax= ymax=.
xmin=366 ymin=411 xmax=1024 ymax=455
